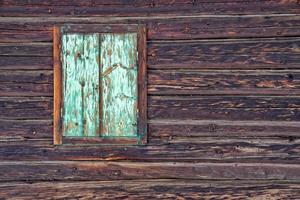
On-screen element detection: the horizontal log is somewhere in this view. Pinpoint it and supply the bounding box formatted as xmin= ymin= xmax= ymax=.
xmin=3 ymin=70 xmax=300 ymax=96
xmin=0 ymin=138 xmax=299 ymax=162
xmin=2 ymin=95 xmax=300 ymax=120
xmin=148 ymin=15 xmax=300 ymax=40
xmin=0 ymin=70 xmax=53 ymax=96
xmin=0 ymin=1 xmax=300 ymax=16
xmin=148 ymin=38 xmax=300 ymax=69
xmin=0 ymin=56 xmax=52 ymax=70
xmin=3 ymin=37 xmax=300 ymax=70
xmin=0 ymin=180 xmax=299 ymax=200
xmin=0 ymin=30 xmax=52 ymax=43
xmin=149 ymin=120 xmax=300 ymax=138
xmin=2 ymin=15 xmax=300 ymax=42
xmin=0 ymin=161 xmax=299 ymax=181
xmin=0 ymin=97 xmax=52 ymax=119
xmin=0 ymin=119 xmax=52 ymax=140
xmin=0 ymin=43 xmax=51 ymax=56
xmin=1 ymin=118 xmax=299 ymax=140
xmin=148 ymin=70 xmax=300 ymax=95
xmin=149 ymin=96 xmax=300 ymax=121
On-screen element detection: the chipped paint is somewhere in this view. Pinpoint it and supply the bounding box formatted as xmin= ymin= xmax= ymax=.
xmin=61 ymin=34 xmax=100 ymax=137
xmin=100 ymin=33 xmax=138 ymax=137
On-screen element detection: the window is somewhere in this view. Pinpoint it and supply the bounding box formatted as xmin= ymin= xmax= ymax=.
xmin=53 ymin=24 xmax=147 ymax=145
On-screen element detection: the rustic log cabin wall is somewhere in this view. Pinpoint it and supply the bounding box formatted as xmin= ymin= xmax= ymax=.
xmin=1 ymin=1 xmax=300 ymax=199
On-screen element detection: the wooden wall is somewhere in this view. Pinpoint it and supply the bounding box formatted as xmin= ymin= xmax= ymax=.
xmin=1 ymin=0 xmax=300 ymax=199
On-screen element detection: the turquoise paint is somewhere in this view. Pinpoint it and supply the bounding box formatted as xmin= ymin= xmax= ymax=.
xmin=100 ymin=33 xmax=138 ymax=137
xmin=61 ymin=34 xmax=100 ymax=137
xmin=61 ymin=32 xmax=138 ymax=138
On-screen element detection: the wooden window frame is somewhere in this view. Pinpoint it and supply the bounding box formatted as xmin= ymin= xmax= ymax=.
xmin=53 ymin=24 xmax=147 ymax=145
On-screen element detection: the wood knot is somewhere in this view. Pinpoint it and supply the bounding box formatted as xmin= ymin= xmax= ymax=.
xmin=208 ymin=124 xmax=217 ymax=132
xmin=287 ymin=74 xmax=294 ymax=81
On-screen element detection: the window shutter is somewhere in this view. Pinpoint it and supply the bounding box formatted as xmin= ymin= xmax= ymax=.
xmin=53 ymin=25 xmax=147 ymax=145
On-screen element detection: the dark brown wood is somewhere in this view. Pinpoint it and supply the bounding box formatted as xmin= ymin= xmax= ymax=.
xmin=137 ymin=25 xmax=147 ymax=144
xmin=148 ymin=70 xmax=300 ymax=95
xmin=53 ymin=26 xmax=62 ymax=145
xmin=148 ymin=96 xmax=300 ymax=121
xmin=0 ymin=97 xmax=52 ymax=119
xmin=0 ymin=56 xmax=52 ymax=70
xmin=0 ymin=180 xmax=299 ymax=200
xmin=3 ymin=15 xmax=300 ymax=42
xmin=1 ymin=1 xmax=300 ymax=198
xmin=0 ymin=120 xmax=52 ymax=140
xmin=149 ymin=119 xmax=300 ymax=138
xmin=0 ymin=1 xmax=300 ymax=16
xmin=0 ymin=138 xmax=299 ymax=163
xmin=0 ymin=70 xmax=53 ymax=97
xmin=148 ymin=38 xmax=300 ymax=69
xmin=0 ymin=43 xmax=51 ymax=56
xmin=1 ymin=161 xmax=300 ymax=181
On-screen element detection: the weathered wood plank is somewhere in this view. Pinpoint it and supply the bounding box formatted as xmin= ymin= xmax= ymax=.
xmin=0 ymin=1 xmax=300 ymax=16
xmin=147 ymin=15 xmax=300 ymax=40
xmin=149 ymin=96 xmax=300 ymax=121
xmin=0 ymin=161 xmax=300 ymax=181
xmin=148 ymin=70 xmax=300 ymax=95
xmin=148 ymin=38 xmax=300 ymax=69
xmin=0 ymin=70 xmax=53 ymax=97
xmin=1 ymin=96 xmax=300 ymax=137
xmin=62 ymin=34 xmax=100 ymax=137
xmin=0 ymin=56 xmax=52 ymax=70
xmin=0 ymin=119 xmax=52 ymax=140
xmin=2 ymin=37 xmax=300 ymax=70
xmin=0 ymin=180 xmax=299 ymax=200
xmin=0 ymin=138 xmax=299 ymax=162
xmin=149 ymin=120 xmax=300 ymax=138
xmin=1 ymin=119 xmax=300 ymax=140
xmin=0 ymin=43 xmax=51 ymax=56
xmin=0 ymin=30 xmax=52 ymax=42
xmin=3 ymin=70 xmax=300 ymax=96
xmin=0 ymin=97 xmax=52 ymax=119
xmin=2 ymin=15 xmax=300 ymax=41
xmin=100 ymin=33 xmax=138 ymax=137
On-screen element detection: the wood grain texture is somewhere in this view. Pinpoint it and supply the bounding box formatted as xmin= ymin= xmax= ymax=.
xmin=148 ymin=70 xmax=300 ymax=95
xmin=0 ymin=161 xmax=300 ymax=181
xmin=3 ymin=15 xmax=300 ymax=42
xmin=53 ymin=26 xmax=62 ymax=145
xmin=100 ymin=33 xmax=138 ymax=137
xmin=61 ymin=34 xmax=100 ymax=137
xmin=1 ymin=0 xmax=300 ymax=16
xmin=148 ymin=38 xmax=300 ymax=69
xmin=149 ymin=96 xmax=300 ymax=121
xmin=0 ymin=180 xmax=299 ymax=200
xmin=0 ymin=56 xmax=52 ymax=70
xmin=0 ymin=70 xmax=53 ymax=97
xmin=137 ymin=25 xmax=147 ymax=144
xmin=149 ymin=119 xmax=300 ymax=138
xmin=0 ymin=43 xmax=51 ymax=56
xmin=1 ymin=1 xmax=300 ymax=199
xmin=0 ymin=119 xmax=52 ymax=140
xmin=0 ymin=138 xmax=299 ymax=163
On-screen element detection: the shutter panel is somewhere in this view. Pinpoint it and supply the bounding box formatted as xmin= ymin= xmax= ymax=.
xmin=100 ymin=33 xmax=138 ymax=137
xmin=61 ymin=34 xmax=100 ymax=137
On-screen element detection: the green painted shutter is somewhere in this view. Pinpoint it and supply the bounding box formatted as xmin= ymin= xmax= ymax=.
xmin=100 ymin=33 xmax=138 ymax=137
xmin=61 ymin=33 xmax=138 ymax=138
xmin=62 ymin=34 xmax=100 ymax=137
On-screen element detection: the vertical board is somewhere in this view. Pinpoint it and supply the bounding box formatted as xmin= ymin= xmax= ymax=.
xmin=61 ymin=34 xmax=100 ymax=137
xmin=100 ymin=33 xmax=138 ymax=137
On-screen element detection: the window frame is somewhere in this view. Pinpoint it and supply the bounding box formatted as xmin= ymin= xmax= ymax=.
xmin=53 ymin=24 xmax=147 ymax=145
